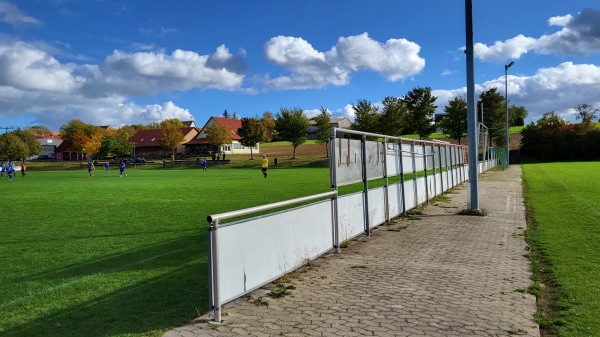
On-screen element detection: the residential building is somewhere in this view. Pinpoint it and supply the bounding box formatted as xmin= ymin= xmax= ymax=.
xmin=307 ymin=118 xmax=352 ymax=140
xmin=35 ymin=132 xmax=63 ymax=157
xmin=129 ymin=127 xmax=199 ymax=158
xmin=190 ymin=117 xmax=259 ymax=154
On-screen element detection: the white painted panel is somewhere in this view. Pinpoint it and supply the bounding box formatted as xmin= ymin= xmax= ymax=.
xmin=218 ymin=200 xmax=334 ymax=304
xmin=367 ymin=187 xmax=386 ymax=228
xmin=402 ymin=144 xmax=414 ymax=173
xmin=336 ymin=192 xmax=365 ymax=242
xmin=385 ymin=143 xmax=401 ymax=177
xmin=441 ymin=171 xmax=449 ymax=192
xmin=365 ymin=141 xmax=385 ymax=181
xmin=416 ymin=177 xmax=427 ymax=204
xmin=333 ymin=139 xmax=386 ymax=186
xmin=388 ymin=182 xmax=403 ymax=218
xmin=404 ymin=180 xmax=416 ymax=210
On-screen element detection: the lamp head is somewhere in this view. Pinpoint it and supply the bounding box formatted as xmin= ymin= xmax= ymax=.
xmin=505 ymin=61 xmax=514 ymax=70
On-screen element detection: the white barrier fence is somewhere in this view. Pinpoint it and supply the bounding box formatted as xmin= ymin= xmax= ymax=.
xmin=207 ymin=129 xmax=500 ymax=322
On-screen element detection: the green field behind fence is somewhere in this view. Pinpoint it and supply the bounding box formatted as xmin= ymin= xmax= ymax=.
xmin=0 ymin=167 xmax=333 ymax=337
xmin=523 ymin=162 xmax=600 ymax=336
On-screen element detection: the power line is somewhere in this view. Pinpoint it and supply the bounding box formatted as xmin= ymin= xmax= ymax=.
xmin=0 ymin=126 xmax=15 ymax=134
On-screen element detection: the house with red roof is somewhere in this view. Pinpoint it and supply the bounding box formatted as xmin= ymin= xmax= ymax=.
xmin=189 ymin=117 xmax=259 ymax=154
xmin=129 ymin=127 xmax=199 ymax=158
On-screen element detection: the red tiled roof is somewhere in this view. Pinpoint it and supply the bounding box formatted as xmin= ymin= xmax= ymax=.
xmin=209 ymin=117 xmax=243 ymax=140
xmin=55 ymin=139 xmax=73 ymax=152
xmin=185 ymin=138 xmax=209 ymax=145
xmin=128 ymin=127 xmax=197 ymax=147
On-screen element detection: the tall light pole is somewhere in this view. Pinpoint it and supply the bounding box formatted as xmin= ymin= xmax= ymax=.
xmin=504 ymin=61 xmax=514 ymax=169
xmin=465 ymin=0 xmax=480 ymax=211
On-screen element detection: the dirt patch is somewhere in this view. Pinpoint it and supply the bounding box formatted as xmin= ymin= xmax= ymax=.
xmin=261 ymin=143 xmax=327 ymax=159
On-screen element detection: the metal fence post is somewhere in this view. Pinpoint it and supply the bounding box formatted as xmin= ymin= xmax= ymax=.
xmin=361 ymin=135 xmax=370 ymax=236
xmin=332 ymin=192 xmax=340 ymax=254
xmin=399 ymin=142 xmax=406 ymax=215
xmin=382 ymin=139 xmax=390 ymax=224
xmin=438 ymin=144 xmax=444 ymax=195
xmin=422 ymin=142 xmax=429 ymax=202
xmin=209 ymin=219 xmax=221 ymax=323
xmin=411 ymin=141 xmax=418 ymax=208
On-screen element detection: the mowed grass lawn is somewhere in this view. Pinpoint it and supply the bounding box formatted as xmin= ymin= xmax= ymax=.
xmin=523 ymin=162 xmax=600 ymax=336
xmin=0 ymin=166 xmax=331 ymax=337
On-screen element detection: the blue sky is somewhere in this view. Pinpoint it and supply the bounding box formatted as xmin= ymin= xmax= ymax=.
xmin=0 ymin=0 xmax=599 ymax=131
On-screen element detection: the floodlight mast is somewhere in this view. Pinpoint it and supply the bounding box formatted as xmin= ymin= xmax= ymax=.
xmin=465 ymin=0 xmax=479 ymax=211
xmin=504 ymin=61 xmax=514 ymax=169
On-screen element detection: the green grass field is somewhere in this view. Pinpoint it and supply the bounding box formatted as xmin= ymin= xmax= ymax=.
xmin=523 ymin=162 xmax=600 ymax=336
xmin=0 ymin=167 xmax=332 ymax=337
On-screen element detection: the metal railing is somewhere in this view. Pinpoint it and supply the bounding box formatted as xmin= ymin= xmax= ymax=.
xmin=207 ymin=191 xmax=337 ymax=322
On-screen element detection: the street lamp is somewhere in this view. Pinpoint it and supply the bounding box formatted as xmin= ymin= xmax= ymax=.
xmin=504 ymin=61 xmax=514 ymax=169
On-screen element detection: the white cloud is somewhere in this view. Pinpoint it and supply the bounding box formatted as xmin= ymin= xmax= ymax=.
xmin=0 ymin=40 xmax=237 ymax=128
xmin=303 ymin=108 xmax=321 ymax=119
xmin=442 ymin=69 xmax=457 ymax=76
xmin=548 ymin=14 xmax=572 ymax=27
xmin=433 ymin=62 xmax=600 ymax=124
xmin=263 ymin=33 xmax=425 ymax=90
xmin=97 ymin=48 xmax=245 ymax=95
xmin=0 ymin=41 xmax=84 ymax=93
xmin=471 ymin=9 xmax=600 ymax=62
xmin=0 ymin=1 xmax=40 ymax=27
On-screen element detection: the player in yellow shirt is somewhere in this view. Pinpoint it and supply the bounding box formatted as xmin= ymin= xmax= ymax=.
xmin=261 ymin=154 xmax=269 ymax=178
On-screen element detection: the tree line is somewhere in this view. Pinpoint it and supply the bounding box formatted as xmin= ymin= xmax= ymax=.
xmin=520 ymin=104 xmax=600 ymax=161
xmin=350 ymin=86 xmax=528 ymax=146
xmin=1 ymin=85 xmax=535 ymax=162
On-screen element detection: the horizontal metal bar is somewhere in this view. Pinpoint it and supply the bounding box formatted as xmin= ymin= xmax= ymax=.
xmin=207 ymin=191 xmax=337 ymax=223
xmin=333 ymin=127 xmax=452 ymax=145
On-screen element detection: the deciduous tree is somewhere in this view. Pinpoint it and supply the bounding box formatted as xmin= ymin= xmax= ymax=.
xmin=205 ymin=123 xmax=232 ymax=156
xmin=0 ymin=133 xmax=29 ymax=160
xmin=159 ymin=121 xmax=185 ymax=161
xmin=441 ymin=97 xmax=468 ymax=144
xmin=275 ymin=107 xmax=310 ymax=159
xmin=351 ymin=99 xmax=380 ymax=134
xmin=260 ymin=111 xmax=276 ymax=142
xmin=313 ymin=107 xmax=331 ymax=156
xmin=477 ymin=88 xmax=506 ymax=146
xmin=403 ymin=87 xmax=437 ymax=139
xmin=574 ymin=103 xmax=598 ymax=125
xmin=238 ymin=117 xmax=266 ymax=160
xmin=13 ymin=128 xmax=42 ymax=157
xmin=379 ymin=96 xmax=408 ymax=137
xmin=508 ymin=105 xmax=528 ymax=126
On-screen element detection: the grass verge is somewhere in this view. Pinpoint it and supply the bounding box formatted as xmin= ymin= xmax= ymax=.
xmin=522 ymin=162 xmax=600 ymax=336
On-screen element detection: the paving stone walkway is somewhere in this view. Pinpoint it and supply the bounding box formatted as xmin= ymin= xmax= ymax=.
xmin=165 ymin=166 xmax=539 ymax=337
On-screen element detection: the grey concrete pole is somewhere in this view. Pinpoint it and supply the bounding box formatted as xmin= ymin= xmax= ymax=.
xmin=505 ymin=61 xmax=514 ymax=169
xmin=465 ymin=0 xmax=479 ymax=210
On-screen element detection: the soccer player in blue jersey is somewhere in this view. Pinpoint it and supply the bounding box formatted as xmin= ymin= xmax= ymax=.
xmin=7 ymin=162 xmax=14 ymax=180
xmin=119 ymin=160 xmax=127 ymax=177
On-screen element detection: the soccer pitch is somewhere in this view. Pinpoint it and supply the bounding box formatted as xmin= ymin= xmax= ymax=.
xmin=523 ymin=162 xmax=600 ymax=336
xmin=0 ymin=167 xmax=331 ymax=337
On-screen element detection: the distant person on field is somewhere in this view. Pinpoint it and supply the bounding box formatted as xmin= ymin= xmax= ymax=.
xmin=104 ymin=162 xmax=109 ymax=171
xmin=261 ymin=154 xmax=269 ymax=178
xmin=21 ymin=161 xmax=26 ymax=177
xmin=202 ymin=158 xmax=207 ymax=171
xmin=8 ymin=162 xmax=14 ymax=180
xmin=1 ymin=162 xmax=6 ymax=177
xmin=120 ymin=160 xmax=127 ymax=177
xmin=87 ymin=160 xmax=95 ymax=178
xmin=274 ymin=157 xmax=278 ymax=168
